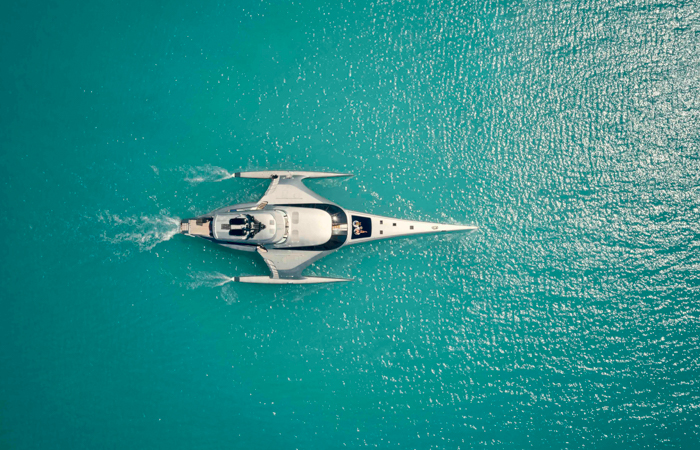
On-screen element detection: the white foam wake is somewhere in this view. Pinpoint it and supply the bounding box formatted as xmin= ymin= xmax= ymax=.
xmin=186 ymin=272 xmax=236 ymax=289
xmin=181 ymin=165 xmax=235 ymax=185
xmin=99 ymin=213 xmax=181 ymax=252
xmin=186 ymin=272 xmax=240 ymax=304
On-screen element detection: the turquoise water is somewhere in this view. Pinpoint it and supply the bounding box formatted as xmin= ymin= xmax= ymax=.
xmin=2 ymin=0 xmax=699 ymax=448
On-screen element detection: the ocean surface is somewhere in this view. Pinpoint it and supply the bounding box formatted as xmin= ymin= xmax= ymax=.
xmin=1 ymin=0 xmax=699 ymax=448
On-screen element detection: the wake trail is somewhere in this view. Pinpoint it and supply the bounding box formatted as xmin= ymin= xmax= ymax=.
xmin=99 ymin=213 xmax=181 ymax=252
xmin=186 ymin=272 xmax=240 ymax=304
xmin=180 ymin=165 xmax=236 ymax=185
xmin=187 ymin=272 xmax=234 ymax=289
xmin=186 ymin=272 xmax=236 ymax=289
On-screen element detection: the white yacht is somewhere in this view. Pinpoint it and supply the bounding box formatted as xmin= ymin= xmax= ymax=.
xmin=180 ymin=171 xmax=476 ymax=284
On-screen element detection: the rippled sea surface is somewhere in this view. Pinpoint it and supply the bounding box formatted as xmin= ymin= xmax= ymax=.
xmin=2 ymin=0 xmax=699 ymax=448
